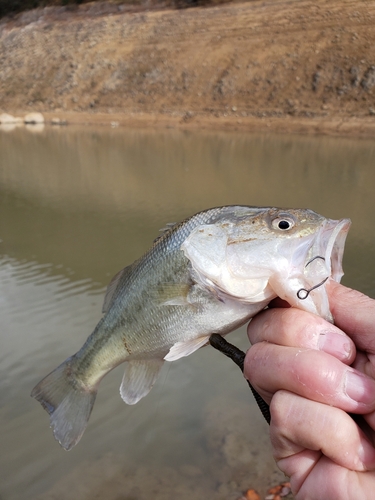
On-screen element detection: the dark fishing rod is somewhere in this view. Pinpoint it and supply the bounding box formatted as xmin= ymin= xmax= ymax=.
xmin=209 ymin=333 xmax=271 ymax=425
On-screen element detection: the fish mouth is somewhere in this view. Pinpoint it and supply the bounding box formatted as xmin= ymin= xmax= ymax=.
xmin=307 ymin=218 xmax=351 ymax=284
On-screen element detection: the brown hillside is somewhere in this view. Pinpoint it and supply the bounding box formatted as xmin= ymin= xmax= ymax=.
xmin=1 ymin=0 xmax=375 ymax=135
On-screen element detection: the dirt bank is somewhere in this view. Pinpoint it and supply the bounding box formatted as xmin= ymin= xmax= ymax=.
xmin=1 ymin=0 xmax=375 ymax=136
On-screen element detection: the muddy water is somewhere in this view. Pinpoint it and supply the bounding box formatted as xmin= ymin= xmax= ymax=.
xmin=0 ymin=126 xmax=374 ymax=500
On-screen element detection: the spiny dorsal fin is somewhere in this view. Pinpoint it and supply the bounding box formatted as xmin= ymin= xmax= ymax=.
xmin=159 ymin=222 xmax=177 ymax=233
xmin=102 ymin=265 xmax=133 ymax=313
xmin=153 ymin=222 xmax=177 ymax=243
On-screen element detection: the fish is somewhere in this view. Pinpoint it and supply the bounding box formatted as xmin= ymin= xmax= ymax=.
xmin=31 ymin=206 xmax=351 ymax=450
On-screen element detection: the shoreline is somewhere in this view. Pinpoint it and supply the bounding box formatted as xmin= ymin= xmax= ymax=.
xmin=3 ymin=110 xmax=375 ymax=138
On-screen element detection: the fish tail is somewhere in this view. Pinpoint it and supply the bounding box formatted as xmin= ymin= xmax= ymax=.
xmin=31 ymin=357 xmax=97 ymax=451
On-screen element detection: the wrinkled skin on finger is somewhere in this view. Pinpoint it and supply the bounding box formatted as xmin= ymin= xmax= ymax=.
xmin=245 ymin=281 xmax=375 ymax=499
xmin=271 ymin=392 xmax=375 ymax=499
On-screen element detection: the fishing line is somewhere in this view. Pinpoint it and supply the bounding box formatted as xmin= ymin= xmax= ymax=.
xmin=209 ymin=334 xmax=271 ymax=425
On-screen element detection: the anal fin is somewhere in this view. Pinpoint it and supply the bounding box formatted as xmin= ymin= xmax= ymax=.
xmin=120 ymin=359 xmax=164 ymax=405
xmin=164 ymin=336 xmax=210 ymax=362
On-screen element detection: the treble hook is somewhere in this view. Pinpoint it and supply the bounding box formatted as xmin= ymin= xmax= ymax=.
xmin=297 ymin=255 xmax=329 ymax=300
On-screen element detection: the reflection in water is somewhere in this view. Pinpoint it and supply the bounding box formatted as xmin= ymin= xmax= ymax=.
xmin=0 ymin=127 xmax=374 ymax=499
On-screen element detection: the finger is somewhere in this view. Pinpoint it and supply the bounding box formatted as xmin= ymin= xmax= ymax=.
xmin=270 ymin=391 xmax=375 ymax=472
xmin=328 ymin=281 xmax=375 ymax=353
xmin=351 ymin=350 xmax=375 ymax=384
xmin=245 ymin=343 xmax=375 ymax=412
xmin=279 ymin=452 xmax=375 ymax=500
xmin=247 ymin=307 xmax=355 ymax=364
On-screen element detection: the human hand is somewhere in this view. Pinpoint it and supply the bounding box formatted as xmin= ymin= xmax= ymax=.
xmin=245 ymin=281 xmax=375 ymax=499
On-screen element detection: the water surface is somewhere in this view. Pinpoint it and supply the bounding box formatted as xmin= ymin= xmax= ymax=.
xmin=0 ymin=126 xmax=374 ymax=499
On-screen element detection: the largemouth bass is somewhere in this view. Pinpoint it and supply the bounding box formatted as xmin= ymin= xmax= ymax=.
xmin=31 ymin=206 xmax=350 ymax=450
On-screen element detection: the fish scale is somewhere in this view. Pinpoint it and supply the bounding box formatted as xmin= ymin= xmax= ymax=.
xmin=31 ymin=205 xmax=350 ymax=450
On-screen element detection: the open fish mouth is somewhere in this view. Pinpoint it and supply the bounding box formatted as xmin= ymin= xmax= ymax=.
xmin=323 ymin=218 xmax=351 ymax=282
xmin=305 ymin=218 xmax=351 ymax=285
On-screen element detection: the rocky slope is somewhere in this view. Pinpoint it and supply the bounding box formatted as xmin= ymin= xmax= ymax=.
xmin=1 ymin=0 xmax=375 ymax=135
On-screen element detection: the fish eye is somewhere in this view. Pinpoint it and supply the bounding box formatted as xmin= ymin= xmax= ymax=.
xmin=272 ymin=217 xmax=295 ymax=231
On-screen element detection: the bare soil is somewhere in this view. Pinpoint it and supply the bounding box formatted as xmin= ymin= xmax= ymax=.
xmin=1 ymin=0 xmax=375 ymax=136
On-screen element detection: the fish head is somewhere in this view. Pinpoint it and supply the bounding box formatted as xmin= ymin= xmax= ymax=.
xmin=181 ymin=207 xmax=351 ymax=321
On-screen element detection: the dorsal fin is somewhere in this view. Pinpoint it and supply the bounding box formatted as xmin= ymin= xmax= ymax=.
xmin=153 ymin=222 xmax=177 ymax=243
xmin=102 ymin=265 xmax=133 ymax=313
xmin=159 ymin=222 xmax=177 ymax=232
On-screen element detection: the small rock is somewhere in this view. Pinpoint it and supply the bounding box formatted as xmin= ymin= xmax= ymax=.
xmin=361 ymin=66 xmax=375 ymax=91
xmin=312 ymin=71 xmax=321 ymax=91
xmin=182 ymin=111 xmax=194 ymax=121
xmin=369 ymin=107 xmax=375 ymax=116
xmin=51 ymin=118 xmax=67 ymax=125
xmin=0 ymin=113 xmax=18 ymax=124
xmin=244 ymin=489 xmax=261 ymax=500
xmin=24 ymin=112 xmax=45 ymax=124
xmin=280 ymin=484 xmax=291 ymax=496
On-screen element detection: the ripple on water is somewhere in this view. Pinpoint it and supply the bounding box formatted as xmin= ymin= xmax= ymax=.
xmin=0 ymin=255 xmax=104 ymax=381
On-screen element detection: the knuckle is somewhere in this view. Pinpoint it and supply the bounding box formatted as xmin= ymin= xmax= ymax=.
xmin=270 ymin=390 xmax=291 ymax=427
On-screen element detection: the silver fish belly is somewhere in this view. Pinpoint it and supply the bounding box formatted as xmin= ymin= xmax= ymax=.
xmin=31 ymin=206 xmax=351 ymax=450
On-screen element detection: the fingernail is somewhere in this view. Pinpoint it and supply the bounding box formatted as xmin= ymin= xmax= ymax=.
xmin=357 ymin=439 xmax=375 ymax=470
xmin=318 ymin=331 xmax=351 ymax=359
xmin=345 ymin=370 xmax=375 ymax=405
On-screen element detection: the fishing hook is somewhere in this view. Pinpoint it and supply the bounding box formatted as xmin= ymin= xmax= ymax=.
xmin=297 ymin=255 xmax=329 ymax=300
xmin=305 ymin=255 xmax=325 ymax=267
xmin=297 ymin=276 xmax=329 ymax=300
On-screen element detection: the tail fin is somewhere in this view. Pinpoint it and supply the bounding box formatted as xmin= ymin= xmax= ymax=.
xmin=31 ymin=357 xmax=97 ymax=451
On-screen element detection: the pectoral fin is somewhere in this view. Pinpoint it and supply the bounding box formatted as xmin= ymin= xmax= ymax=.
xmin=120 ymin=359 xmax=164 ymax=405
xmin=164 ymin=336 xmax=210 ymax=362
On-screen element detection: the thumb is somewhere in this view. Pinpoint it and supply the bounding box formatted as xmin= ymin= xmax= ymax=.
xmin=328 ymin=281 xmax=375 ymax=353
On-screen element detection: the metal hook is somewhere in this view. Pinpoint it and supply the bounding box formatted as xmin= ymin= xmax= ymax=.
xmin=305 ymin=255 xmax=325 ymax=267
xmin=297 ymin=276 xmax=329 ymax=300
xmin=297 ymin=255 xmax=329 ymax=299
